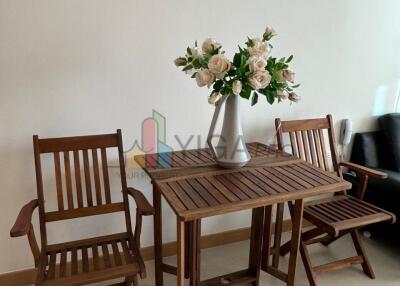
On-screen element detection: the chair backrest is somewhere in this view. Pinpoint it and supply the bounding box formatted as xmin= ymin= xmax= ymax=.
xmin=33 ymin=129 xmax=132 ymax=248
xmin=275 ymin=114 xmax=340 ymax=176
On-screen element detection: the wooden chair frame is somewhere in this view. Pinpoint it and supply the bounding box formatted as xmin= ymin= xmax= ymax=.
xmin=10 ymin=130 xmax=154 ymax=286
xmin=269 ymin=115 xmax=396 ymax=286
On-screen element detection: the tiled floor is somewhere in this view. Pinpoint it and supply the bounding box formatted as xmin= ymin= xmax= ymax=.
xmin=101 ymin=234 xmax=400 ymax=285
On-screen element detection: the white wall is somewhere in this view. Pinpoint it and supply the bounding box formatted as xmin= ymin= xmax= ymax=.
xmin=1 ymin=0 xmax=399 ymax=273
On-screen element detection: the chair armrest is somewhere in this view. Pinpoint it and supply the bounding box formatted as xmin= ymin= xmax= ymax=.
xmin=339 ymin=161 xmax=388 ymax=179
xmin=10 ymin=199 xmax=39 ymax=237
xmin=127 ymin=188 xmax=154 ymax=216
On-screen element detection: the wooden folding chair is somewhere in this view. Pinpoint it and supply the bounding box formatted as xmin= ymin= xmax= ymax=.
xmin=10 ymin=130 xmax=154 ymax=286
xmin=266 ymin=115 xmax=396 ymax=286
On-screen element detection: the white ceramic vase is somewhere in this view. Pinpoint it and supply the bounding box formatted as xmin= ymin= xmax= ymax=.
xmin=207 ymin=94 xmax=251 ymax=168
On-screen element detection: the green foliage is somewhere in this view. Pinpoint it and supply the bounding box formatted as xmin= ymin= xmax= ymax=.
xmin=245 ymin=37 xmax=255 ymax=47
xmin=213 ymin=80 xmax=224 ymax=92
xmin=266 ymin=90 xmax=276 ymax=105
xmin=240 ymin=84 xmax=252 ymax=99
xmin=182 ymin=64 xmax=193 ymax=71
xmin=251 ymin=92 xmax=258 ymax=106
xmin=259 ymin=86 xmax=277 ymax=105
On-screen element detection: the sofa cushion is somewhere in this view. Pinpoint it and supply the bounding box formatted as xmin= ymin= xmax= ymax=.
xmin=351 ymin=132 xmax=392 ymax=169
xmin=366 ymin=169 xmax=400 ymax=210
xmin=379 ymin=113 xmax=400 ymax=172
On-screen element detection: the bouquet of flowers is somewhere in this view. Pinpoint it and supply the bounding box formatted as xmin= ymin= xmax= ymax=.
xmin=174 ymin=27 xmax=300 ymax=106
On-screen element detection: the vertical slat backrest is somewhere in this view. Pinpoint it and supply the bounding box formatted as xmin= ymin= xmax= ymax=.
xmin=49 ymin=148 xmax=113 ymax=211
xmin=275 ymin=115 xmax=340 ymax=175
xmin=33 ymin=131 xmax=131 ymax=228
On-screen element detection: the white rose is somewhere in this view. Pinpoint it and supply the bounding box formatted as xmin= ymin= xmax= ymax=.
xmin=289 ymin=92 xmax=301 ymax=102
xmin=208 ymin=54 xmax=232 ymax=79
xmin=277 ymin=69 xmax=295 ymax=83
xmin=202 ymin=38 xmax=221 ymax=54
xmin=248 ymin=38 xmax=271 ymax=58
xmin=283 ymin=69 xmax=295 ymax=83
xmin=248 ymin=56 xmax=267 ymax=72
xmin=187 ymin=47 xmax=200 ymax=59
xmin=232 ymin=80 xmax=242 ymax=95
xmin=277 ymin=89 xmax=289 ymax=102
xmin=208 ymin=92 xmax=222 ymax=105
xmin=263 ymin=26 xmax=277 ymax=41
xmin=195 ymin=69 xmax=215 ymax=88
xmin=249 ymin=71 xmax=272 ymax=90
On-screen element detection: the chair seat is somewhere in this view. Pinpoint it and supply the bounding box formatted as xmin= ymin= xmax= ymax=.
xmin=40 ymin=232 xmax=142 ymax=286
xmin=304 ymin=195 xmax=396 ymax=236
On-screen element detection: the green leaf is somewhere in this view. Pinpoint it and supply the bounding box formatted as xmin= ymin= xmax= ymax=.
xmin=192 ymin=59 xmax=201 ymax=69
xmin=213 ymin=80 xmax=224 ymax=92
xmin=195 ymin=40 xmax=198 ymax=47
xmin=191 ymin=72 xmax=197 ymax=78
xmin=245 ymin=37 xmax=254 ymax=47
xmin=220 ymin=85 xmax=230 ymax=95
xmin=182 ymin=64 xmax=193 ymax=71
xmin=258 ymin=88 xmax=267 ymax=96
xmin=233 ymin=53 xmax=242 ymax=68
xmin=208 ymin=45 xmax=222 ymax=55
xmin=266 ymin=90 xmax=276 ymax=104
xmin=198 ymin=57 xmax=208 ymax=68
xmin=291 ymin=83 xmax=301 ymax=88
xmin=276 ymin=62 xmax=289 ymax=70
xmin=240 ymin=54 xmax=247 ymax=66
xmin=187 ymin=47 xmax=192 ymax=55
xmin=233 ymin=53 xmax=247 ymax=69
xmin=240 ymin=85 xmax=251 ymax=99
xmin=286 ymin=55 xmax=293 ymax=63
xmin=251 ymin=92 xmax=259 ymax=106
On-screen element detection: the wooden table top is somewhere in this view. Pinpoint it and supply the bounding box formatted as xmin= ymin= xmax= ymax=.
xmin=135 ymin=142 xmax=351 ymax=221
xmin=135 ymin=142 xmax=285 ymax=180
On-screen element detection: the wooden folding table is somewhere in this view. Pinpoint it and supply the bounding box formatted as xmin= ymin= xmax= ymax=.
xmin=135 ymin=143 xmax=351 ymax=286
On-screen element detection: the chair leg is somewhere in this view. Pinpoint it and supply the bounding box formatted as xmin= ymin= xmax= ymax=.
xmin=299 ymin=241 xmax=319 ymax=286
xmin=321 ymin=231 xmax=347 ymax=246
xmin=280 ymin=227 xmax=324 ymax=256
xmin=124 ymin=275 xmax=138 ymax=286
xmin=351 ymin=230 xmax=375 ymax=279
xmin=132 ymin=275 xmax=139 ymax=286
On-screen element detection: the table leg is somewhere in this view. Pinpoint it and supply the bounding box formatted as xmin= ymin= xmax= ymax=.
xmin=185 ymin=222 xmax=192 ymax=279
xmin=261 ymin=206 xmax=273 ymax=271
xmin=249 ymin=207 xmax=265 ymax=286
xmin=287 ymin=200 xmax=305 ymax=286
xmin=177 ymin=219 xmax=186 ymax=286
xmin=153 ymin=185 xmax=163 ymax=286
xmin=272 ymin=203 xmax=285 ymax=268
xmin=190 ymin=220 xmax=201 ymax=286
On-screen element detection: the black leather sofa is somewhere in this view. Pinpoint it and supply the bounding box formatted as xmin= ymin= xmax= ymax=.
xmin=348 ymin=113 xmax=400 ymax=239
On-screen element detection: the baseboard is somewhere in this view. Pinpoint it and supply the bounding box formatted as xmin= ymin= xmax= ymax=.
xmin=0 ymin=219 xmax=310 ymax=286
